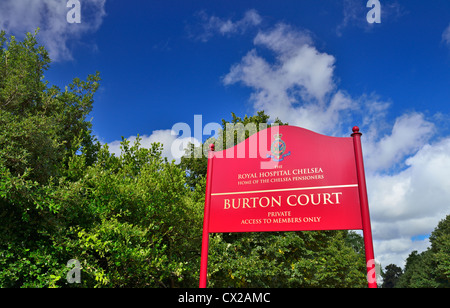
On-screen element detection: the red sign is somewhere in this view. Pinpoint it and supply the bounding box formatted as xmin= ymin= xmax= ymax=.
xmin=199 ymin=125 xmax=377 ymax=288
xmin=209 ymin=125 xmax=362 ymax=232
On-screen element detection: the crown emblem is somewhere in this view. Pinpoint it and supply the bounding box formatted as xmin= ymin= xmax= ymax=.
xmin=267 ymin=133 xmax=291 ymax=162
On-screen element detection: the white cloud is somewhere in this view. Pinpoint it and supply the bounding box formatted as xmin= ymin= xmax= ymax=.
xmin=0 ymin=0 xmax=106 ymax=61
xmin=194 ymin=9 xmax=261 ymax=42
xmin=442 ymin=23 xmax=450 ymax=47
xmin=367 ymin=137 xmax=450 ymax=266
xmin=374 ymin=237 xmax=430 ymax=268
xmin=220 ymin=17 xmax=449 ymax=268
xmin=363 ymin=112 xmax=434 ymax=172
xmin=223 ymin=23 xmax=352 ymax=135
xmin=336 ymin=0 xmax=369 ymax=36
xmin=106 ymin=129 xmax=200 ymax=164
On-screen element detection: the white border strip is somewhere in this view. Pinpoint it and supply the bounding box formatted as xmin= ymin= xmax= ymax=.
xmin=211 ymin=184 xmax=359 ymax=196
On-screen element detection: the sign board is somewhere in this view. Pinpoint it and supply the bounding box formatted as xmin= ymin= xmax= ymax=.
xmin=208 ymin=125 xmax=362 ymax=233
xmin=199 ymin=125 xmax=377 ymax=288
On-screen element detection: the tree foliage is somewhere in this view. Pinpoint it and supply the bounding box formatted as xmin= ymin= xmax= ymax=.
xmin=381 ymin=264 xmax=402 ymax=288
xmin=208 ymin=230 xmax=366 ymax=288
xmin=0 ymin=31 xmax=201 ymax=287
xmin=392 ymin=215 xmax=450 ymax=288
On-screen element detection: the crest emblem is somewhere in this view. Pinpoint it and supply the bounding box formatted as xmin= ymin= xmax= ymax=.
xmin=267 ymin=134 xmax=291 ymax=162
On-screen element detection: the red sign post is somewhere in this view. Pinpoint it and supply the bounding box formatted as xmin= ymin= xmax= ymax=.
xmin=199 ymin=125 xmax=376 ymax=288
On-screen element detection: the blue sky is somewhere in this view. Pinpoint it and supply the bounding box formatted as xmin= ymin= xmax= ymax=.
xmin=1 ymin=0 xmax=450 ymax=269
xmin=36 ymin=0 xmax=450 ymax=142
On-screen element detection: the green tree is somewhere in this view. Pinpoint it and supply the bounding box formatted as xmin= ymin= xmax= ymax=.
xmin=396 ymin=215 xmax=450 ymax=288
xmin=382 ymin=264 xmax=402 ymax=288
xmin=0 ymin=30 xmax=201 ymax=288
xmin=0 ymin=30 xmax=100 ymax=184
xmin=53 ymin=138 xmax=202 ymax=287
xmin=208 ymin=230 xmax=367 ymax=287
xmin=0 ymin=29 xmax=101 ymax=287
xmin=429 ymin=214 xmax=450 ymax=286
